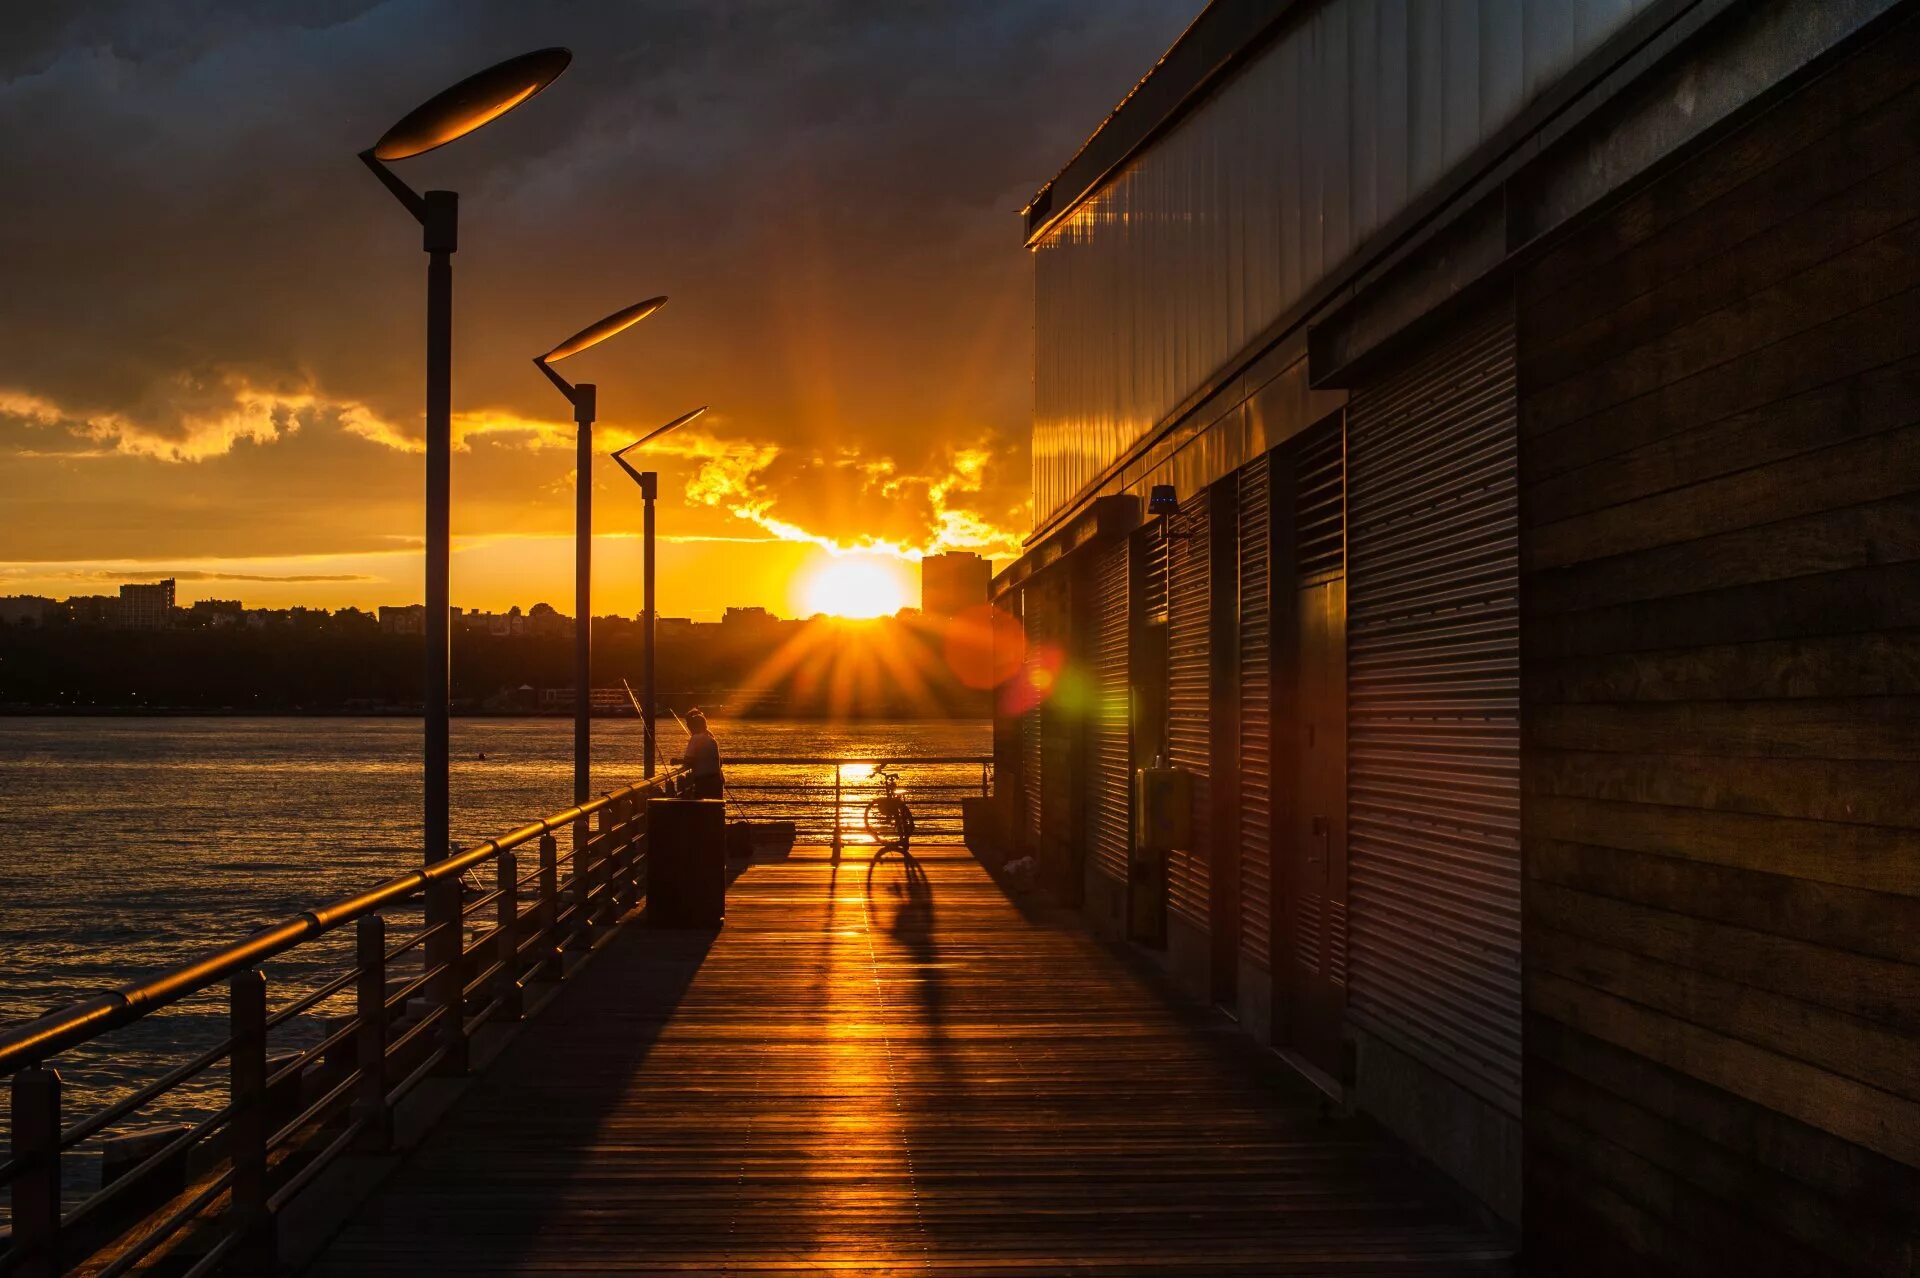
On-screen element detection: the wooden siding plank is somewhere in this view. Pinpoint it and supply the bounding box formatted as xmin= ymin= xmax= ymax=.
xmin=1522 ymin=562 xmax=1920 ymax=658
xmin=1519 ymin=14 xmax=1920 ymax=310
xmin=1525 ymin=630 xmax=1920 ymax=706
xmin=1526 ymin=971 xmax=1920 ymax=1167
xmin=1527 ymin=350 xmax=1920 ymax=524
xmin=1526 ymin=838 xmax=1920 ymax=968
xmin=1525 ymin=697 xmax=1920 ymax=762
xmin=1527 ymin=139 xmax=1920 ymax=383
xmin=1527 ymin=792 xmax=1920 ymax=895
xmin=1531 ymin=917 xmax=1920 ymax=1093
xmin=1526 ymin=426 xmax=1920 ymax=572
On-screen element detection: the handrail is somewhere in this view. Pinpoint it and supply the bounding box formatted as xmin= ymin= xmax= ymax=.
xmin=721 ymin=754 xmax=991 ymax=765
xmin=0 ymin=767 xmax=687 ymax=1076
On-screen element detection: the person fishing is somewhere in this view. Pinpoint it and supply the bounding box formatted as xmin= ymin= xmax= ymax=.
xmin=681 ymin=708 xmax=725 ymax=800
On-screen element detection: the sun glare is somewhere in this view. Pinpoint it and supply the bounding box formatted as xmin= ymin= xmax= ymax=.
xmin=799 ymin=557 xmax=910 ymax=618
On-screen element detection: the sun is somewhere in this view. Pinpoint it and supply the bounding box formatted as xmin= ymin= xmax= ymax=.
xmin=798 ymin=556 xmax=911 ymax=618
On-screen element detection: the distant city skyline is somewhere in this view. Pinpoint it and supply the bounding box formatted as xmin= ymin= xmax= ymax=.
xmin=1 ymin=549 xmax=993 ymax=626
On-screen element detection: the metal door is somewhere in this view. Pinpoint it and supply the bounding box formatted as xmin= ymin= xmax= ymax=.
xmin=1283 ymin=420 xmax=1348 ymax=1075
xmin=1166 ymin=489 xmax=1211 ymax=935
xmin=1088 ymin=539 xmax=1132 ymax=889
xmin=1346 ymin=306 xmax=1522 ymax=1117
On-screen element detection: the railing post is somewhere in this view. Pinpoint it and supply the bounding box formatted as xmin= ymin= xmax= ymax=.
xmin=591 ymin=805 xmax=614 ymax=924
xmin=230 ymin=968 xmax=275 ymax=1273
xmin=538 ymin=833 xmax=564 ymax=978
xmin=495 ymin=851 xmax=523 ymax=1021
xmin=566 ymin=818 xmax=591 ymax=951
xmin=429 ymin=875 xmax=468 ymax=1076
xmin=832 ymin=764 xmax=842 ymax=860
xmin=353 ymin=916 xmax=392 ymax=1152
xmin=622 ymin=795 xmax=645 ymax=912
xmin=10 ymin=1063 xmax=62 ymax=1278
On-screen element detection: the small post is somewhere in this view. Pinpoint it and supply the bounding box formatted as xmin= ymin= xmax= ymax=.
xmin=496 ymin=851 xmax=523 ymax=1021
xmin=832 ymin=764 xmax=842 ymax=860
xmin=538 ymin=833 xmax=563 ymax=979
xmin=565 ymin=819 xmax=591 ymax=951
xmin=353 ymin=916 xmax=392 ymax=1152
xmin=593 ymin=806 xmax=617 ymax=929
xmin=431 ymin=875 xmax=468 ymax=1076
xmin=230 ymin=969 xmax=274 ymax=1272
xmin=10 ymin=1064 xmax=62 ymax=1278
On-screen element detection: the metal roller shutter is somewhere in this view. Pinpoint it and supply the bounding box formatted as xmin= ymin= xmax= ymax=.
xmin=1293 ymin=421 xmax=1347 ymax=989
xmin=1020 ymin=585 xmax=1045 ymax=851
xmin=1346 ymin=306 xmax=1522 ymax=1116
xmin=1167 ymin=489 xmax=1211 ymax=932
xmin=1088 ymin=539 xmax=1132 ymax=885
xmin=1237 ymin=458 xmax=1272 ymax=968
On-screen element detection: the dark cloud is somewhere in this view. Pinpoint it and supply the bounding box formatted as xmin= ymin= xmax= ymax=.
xmin=0 ymin=1 xmax=1192 ymax=598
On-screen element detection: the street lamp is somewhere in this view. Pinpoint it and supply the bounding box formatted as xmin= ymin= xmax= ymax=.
xmin=612 ymin=408 xmax=707 ymax=776
xmin=359 ymin=47 xmax=571 ymax=870
xmin=532 ymin=297 xmax=669 ymax=807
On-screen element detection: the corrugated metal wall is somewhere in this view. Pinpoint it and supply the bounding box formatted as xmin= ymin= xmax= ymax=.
xmin=1237 ymin=457 xmax=1273 ymax=970
xmin=1167 ymin=489 xmax=1213 ymax=932
xmin=1346 ymin=305 xmax=1522 ymax=1116
xmin=1088 ymin=539 xmax=1133 ymax=886
xmin=1031 ymin=0 xmax=1656 ymax=526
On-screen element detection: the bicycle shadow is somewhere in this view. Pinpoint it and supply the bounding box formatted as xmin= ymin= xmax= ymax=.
xmin=864 ymin=846 xmax=948 ymax=1051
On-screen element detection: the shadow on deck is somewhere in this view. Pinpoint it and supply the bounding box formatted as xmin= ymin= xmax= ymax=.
xmin=307 ymin=846 xmax=1513 ymax=1275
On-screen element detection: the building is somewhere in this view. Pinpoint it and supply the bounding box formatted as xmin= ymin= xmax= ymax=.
xmin=919 ymin=552 xmax=990 ymax=619
xmin=378 ymin=605 xmax=426 ymax=636
xmin=117 ymin=579 xmax=175 ymax=629
xmin=992 ymin=3 xmax=1920 ymax=1272
xmin=0 ymin=596 xmax=54 ymax=626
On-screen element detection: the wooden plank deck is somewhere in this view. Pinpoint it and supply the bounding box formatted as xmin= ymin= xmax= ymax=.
xmin=309 ymin=847 xmax=1514 ymax=1275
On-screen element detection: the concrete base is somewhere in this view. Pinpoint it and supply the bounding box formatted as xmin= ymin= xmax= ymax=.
xmin=1351 ymin=1024 xmax=1521 ymax=1228
xmin=1236 ymin=962 xmax=1274 ymax=1047
xmin=1165 ymin=914 xmax=1212 ymax=1004
xmin=1083 ymin=865 xmax=1128 ymax=940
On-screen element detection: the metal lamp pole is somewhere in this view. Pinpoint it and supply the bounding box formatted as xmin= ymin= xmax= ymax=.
xmin=612 ymin=408 xmax=707 ymax=776
xmin=533 ymin=297 xmax=669 ymax=805
xmin=360 ymin=47 xmax=571 ymax=866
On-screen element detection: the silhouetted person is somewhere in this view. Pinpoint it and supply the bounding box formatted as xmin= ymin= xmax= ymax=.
xmin=683 ymin=709 xmax=724 ymax=800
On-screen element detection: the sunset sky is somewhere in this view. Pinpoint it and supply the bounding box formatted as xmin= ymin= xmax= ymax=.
xmin=0 ymin=1 xmax=1192 ymax=618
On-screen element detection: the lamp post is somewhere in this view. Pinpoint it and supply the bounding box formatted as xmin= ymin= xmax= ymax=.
xmin=360 ymin=48 xmax=571 ymax=868
xmin=612 ymin=408 xmax=708 ymax=776
xmin=532 ymin=298 xmax=669 ymax=807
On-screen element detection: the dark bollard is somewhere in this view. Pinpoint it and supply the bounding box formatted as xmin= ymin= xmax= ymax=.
xmin=645 ymin=798 xmax=725 ymax=929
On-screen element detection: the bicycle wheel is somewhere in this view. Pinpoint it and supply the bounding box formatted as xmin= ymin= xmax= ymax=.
xmin=896 ymin=804 xmax=916 ymax=848
xmin=862 ymin=799 xmax=890 ymax=841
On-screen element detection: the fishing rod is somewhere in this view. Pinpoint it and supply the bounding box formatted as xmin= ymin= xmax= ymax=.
xmin=623 ymin=678 xmax=750 ymax=820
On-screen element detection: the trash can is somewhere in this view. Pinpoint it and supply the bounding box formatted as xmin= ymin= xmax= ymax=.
xmin=647 ymin=798 xmax=726 ymax=928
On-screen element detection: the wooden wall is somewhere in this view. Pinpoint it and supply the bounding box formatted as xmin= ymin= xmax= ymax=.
xmin=1516 ymin=13 xmax=1920 ymax=1274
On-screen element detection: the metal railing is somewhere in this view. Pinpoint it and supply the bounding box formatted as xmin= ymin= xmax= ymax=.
xmin=714 ymin=756 xmax=992 ymax=854
xmin=0 ymin=768 xmax=689 ymax=1278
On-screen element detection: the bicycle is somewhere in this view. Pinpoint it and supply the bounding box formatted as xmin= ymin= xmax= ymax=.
xmin=862 ymin=762 xmax=916 ymax=850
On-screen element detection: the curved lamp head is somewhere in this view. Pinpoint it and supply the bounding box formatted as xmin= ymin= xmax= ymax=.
xmin=618 ymin=406 xmax=708 ymax=455
xmin=373 ymin=47 xmax=572 ymax=161
xmin=541 ymin=297 xmax=669 ymax=364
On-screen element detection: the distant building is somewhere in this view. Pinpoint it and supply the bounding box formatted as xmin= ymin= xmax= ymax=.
xmin=188 ymin=599 xmax=244 ymax=628
xmin=919 ymin=552 xmax=989 ymax=619
xmin=117 ymin=579 xmax=176 ymax=629
xmin=0 ymin=595 xmax=54 ymax=626
xmin=378 ymin=605 xmax=426 ymax=636
xmin=62 ymin=595 xmax=121 ymax=626
xmin=722 ymin=606 xmax=779 ymax=629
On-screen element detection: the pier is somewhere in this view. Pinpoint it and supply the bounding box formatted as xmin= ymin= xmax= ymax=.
xmin=1 ymin=762 xmax=1509 ymax=1275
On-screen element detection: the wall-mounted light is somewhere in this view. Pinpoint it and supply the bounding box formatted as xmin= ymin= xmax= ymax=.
xmin=1148 ymin=484 xmax=1179 ymax=516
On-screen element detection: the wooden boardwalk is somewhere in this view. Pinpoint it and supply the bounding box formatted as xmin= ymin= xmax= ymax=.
xmin=309 ymin=847 xmax=1513 ymax=1275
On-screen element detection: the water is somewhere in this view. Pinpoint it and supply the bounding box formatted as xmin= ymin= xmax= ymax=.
xmin=0 ymin=715 xmax=988 ymax=1192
